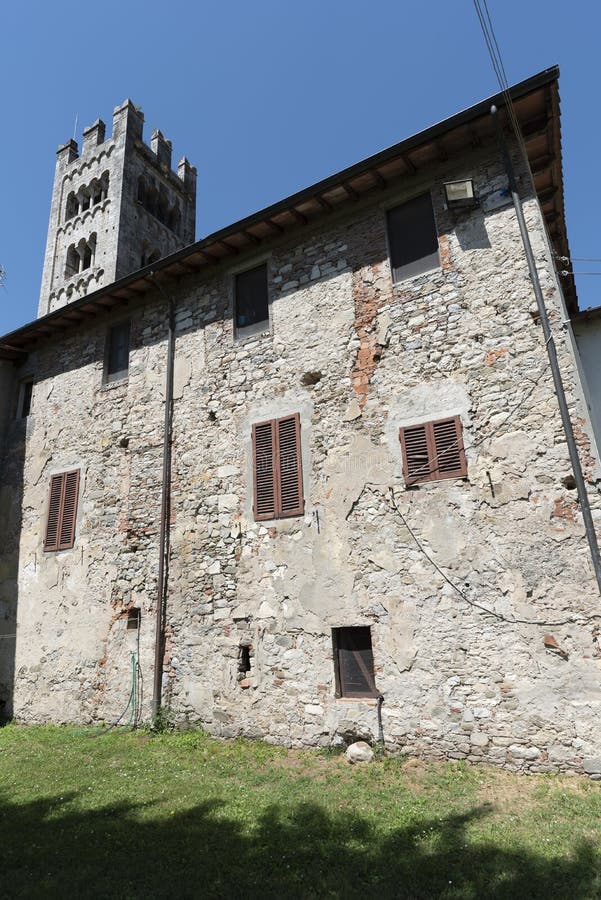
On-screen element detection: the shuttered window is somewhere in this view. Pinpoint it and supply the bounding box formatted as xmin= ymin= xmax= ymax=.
xmin=387 ymin=193 xmax=440 ymax=283
xmin=333 ymin=627 xmax=378 ymax=699
xmin=252 ymin=413 xmax=304 ymax=521
xmin=399 ymin=415 xmax=466 ymax=485
xmin=105 ymin=321 xmax=130 ymax=383
xmin=44 ymin=470 xmax=80 ymax=551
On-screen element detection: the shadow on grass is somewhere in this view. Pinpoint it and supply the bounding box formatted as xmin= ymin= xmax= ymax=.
xmin=0 ymin=793 xmax=598 ymax=899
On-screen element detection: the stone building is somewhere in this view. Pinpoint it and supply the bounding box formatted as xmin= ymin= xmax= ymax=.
xmin=1 ymin=67 xmax=600 ymax=774
xmin=38 ymin=100 xmax=196 ymax=317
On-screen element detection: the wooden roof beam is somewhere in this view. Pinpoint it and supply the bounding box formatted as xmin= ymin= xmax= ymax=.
xmin=194 ymin=249 xmax=220 ymax=264
xmin=315 ymin=195 xmax=333 ymax=212
xmin=538 ymin=184 xmax=558 ymax=203
xmin=218 ymin=239 xmax=239 ymax=255
xmin=530 ymin=154 xmax=555 ymax=176
xmin=242 ymin=229 xmax=262 ymax=245
xmin=265 ymin=218 xmax=285 ymax=234
xmin=290 ymin=208 xmax=309 ymax=225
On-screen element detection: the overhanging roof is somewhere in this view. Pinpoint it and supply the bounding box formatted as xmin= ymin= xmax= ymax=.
xmin=0 ymin=65 xmax=575 ymax=361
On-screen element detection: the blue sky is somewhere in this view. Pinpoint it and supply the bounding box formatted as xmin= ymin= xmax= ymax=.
xmin=1 ymin=0 xmax=599 ymax=334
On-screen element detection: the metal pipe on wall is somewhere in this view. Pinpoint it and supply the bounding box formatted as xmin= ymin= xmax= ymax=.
xmin=151 ymin=274 xmax=176 ymax=723
xmin=491 ymin=105 xmax=601 ymax=596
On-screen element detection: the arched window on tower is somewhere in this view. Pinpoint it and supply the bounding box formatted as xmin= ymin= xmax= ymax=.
xmin=81 ymin=233 xmax=97 ymax=271
xmin=157 ymin=187 xmax=169 ymax=225
xmin=141 ymin=242 xmax=161 ymax=267
xmin=171 ymin=202 xmax=181 ymax=235
xmin=65 ymin=245 xmax=80 ymax=278
xmin=146 ymin=182 xmax=157 ymax=217
xmin=100 ymin=171 xmax=109 ymax=201
xmin=79 ymin=187 xmax=91 ymax=213
xmin=65 ymin=192 xmax=79 ymax=221
xmin=137 ymin=175 xmax=146 ymax=205
xmin=91 ymin=179 xmax=103 ymax=206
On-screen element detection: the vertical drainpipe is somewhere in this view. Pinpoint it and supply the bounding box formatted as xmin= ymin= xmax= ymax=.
xmin=491 ymin=105 xmax=601 ymax=596
xmin=151 ymin=274 xmax=176 ymax=723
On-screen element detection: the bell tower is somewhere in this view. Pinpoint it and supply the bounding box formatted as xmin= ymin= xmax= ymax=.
xmin=38 ymin=100 xmax=196 ymax=317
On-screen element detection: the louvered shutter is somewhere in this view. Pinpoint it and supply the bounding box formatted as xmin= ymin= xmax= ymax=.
xmin=252 ymin=413 xmax=304 ymax=520
xmin=44 ymin=469 xmax=80 ymax=552
xmin=58 ymin=470 xmax=80 ymax=549
xmin=253 ymin=421 xmax=277 ymax=520
xmin=400 ymin=416 xmax=466 ymax=484
xmin=432 ymin=416 xmax=466 ymax=479
xmin=44 ymin=475 xmax=64 ymax=551
xmin=276 ymin=414 xmax=304 ymax=518
xmin=400 ymin=423 xmax=432 ymax=484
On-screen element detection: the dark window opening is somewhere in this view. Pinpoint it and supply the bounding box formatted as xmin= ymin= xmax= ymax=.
xmin=105 ymin=320 xmax=131 ymax=383
xmin=127 ymin=608 xmax=141 ymax=630
xmin=387 ymin=193 xmax=440 ymax=283
xmin=65 ymin=192 xmax=79 ymax=221
xmin=65 ymin=245 xmax=80 ymax=278
xmin=399 ymin=415 xmax=467 ymax=485
xmin=238 ymin=644 xmax=251 ymax=674
xmin=235 ymin=264 xmax=269 ymax=336
xmin=332 ymin=626 xmax=377 ymax=699
xmin=19 ymin=380 xmax=34 ymax=418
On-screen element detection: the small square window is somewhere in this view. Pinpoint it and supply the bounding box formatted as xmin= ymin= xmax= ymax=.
xmin=235 ymin=264 xmax=269 ymax=338
xmin=387 ymin=193 xmax=440 ymax=283
xmin=332 ymin=626 xmax=378 ymax=699
xmin=126 ymin=608 xmax=141 ymax=630
xmin=105 ymin=321 xmax=130 ymax=383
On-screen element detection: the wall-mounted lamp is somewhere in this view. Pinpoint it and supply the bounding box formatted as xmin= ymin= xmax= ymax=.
xmin=444 ymin=179 xmax=478 ymax=211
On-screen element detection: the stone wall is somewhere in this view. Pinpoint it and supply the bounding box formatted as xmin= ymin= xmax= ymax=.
xmin=4 ymin=138 xmax=601 ymax=773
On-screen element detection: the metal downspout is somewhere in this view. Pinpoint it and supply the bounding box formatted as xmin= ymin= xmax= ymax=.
xmin=151 ymin=275 xmax=176 ymax=723
xmin=491 ymin=105 xmax=601 ymax=595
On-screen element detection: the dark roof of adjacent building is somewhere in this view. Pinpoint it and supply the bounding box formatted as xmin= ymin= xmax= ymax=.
xmin=0 ymin=66 xmax=575 ymax=361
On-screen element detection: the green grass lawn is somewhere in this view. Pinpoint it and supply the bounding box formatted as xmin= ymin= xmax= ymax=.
xmin=0 ymin=725 xmax=599 ymax=899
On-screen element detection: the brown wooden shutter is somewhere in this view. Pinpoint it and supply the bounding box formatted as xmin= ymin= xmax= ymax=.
xmin=44 ymin=469 xmax=80 ymax=552
xmin=276 ymin=413 xmax=304 ymax=518
xmin=400 ymin=423 xmax=432 ymax=484
xmin=400 ymin=416 xmax=466 ymax=484
xmin=252 ymin=413 xmax=304 ymax=521
xmin=58 ymin=470 xmax=80 ymax=549
xmin=44 ymin=475 xmax=64 ymax=551
xmin=253 ymin=421 xmax=277 ymax=520
xmin=432 ymin=416 xmax=466 ymax=479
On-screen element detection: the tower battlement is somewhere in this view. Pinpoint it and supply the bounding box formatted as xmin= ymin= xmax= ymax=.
xmin=38 ymin=101 xmax=196 ymax=317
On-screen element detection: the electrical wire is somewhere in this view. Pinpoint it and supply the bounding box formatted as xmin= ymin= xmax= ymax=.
xmin=355 ymin=483 xmax=601 ymax=628
xmin=472 ymin=0 xmax=534 ymax=185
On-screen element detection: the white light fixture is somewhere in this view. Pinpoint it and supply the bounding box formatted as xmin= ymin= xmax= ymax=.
xmin=444 ymin=179 xmax=477 ymax=210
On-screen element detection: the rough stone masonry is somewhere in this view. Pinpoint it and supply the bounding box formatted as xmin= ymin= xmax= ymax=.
xmin=1 ymin=72 xmax=600 ymax=775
